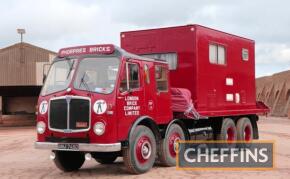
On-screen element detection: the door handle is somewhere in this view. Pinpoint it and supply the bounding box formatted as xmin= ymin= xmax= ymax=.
xmin=117 ymin=96 xmax=125 ymax=99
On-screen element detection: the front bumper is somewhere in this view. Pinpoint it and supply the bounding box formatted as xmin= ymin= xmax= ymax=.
xmin=35 ymin=142 xmax=121 ymax=152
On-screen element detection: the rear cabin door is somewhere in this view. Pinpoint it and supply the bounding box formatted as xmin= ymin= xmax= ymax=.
xmin=154 ymin=64 xmax=172 ymax=124
xmin=117 ymin=60 xmax=144 ymax=138
xmin=143 ymin=62 xmax=156 ymax=120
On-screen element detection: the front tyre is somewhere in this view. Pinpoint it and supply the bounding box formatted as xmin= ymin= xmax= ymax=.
xmin=158 ymin=124 xmax=185 ymax=166
xmin=122 ymin=125 xmax=157 ymax=174
xmin=53 ymin=151 xmax=85 ymax=172
xmin=94 ymin=155 xmax=118 ymax=164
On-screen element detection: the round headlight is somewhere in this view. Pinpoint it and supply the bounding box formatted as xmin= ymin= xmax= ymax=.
xmin=37 ymin=121 xmax=46 ymax=134
xmin=93 ymin=122 xmax=105 ymax=136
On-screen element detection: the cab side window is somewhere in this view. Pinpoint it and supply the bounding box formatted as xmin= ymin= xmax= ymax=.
xmin=128 ymin=63 xmax=140 ymax=89
xmin=144 ymin=64 xmax=150 ymax=84
xmin=120 ymin=63 xmax=140 ymax=92
xmin=120 ymin=65 xmax=127 ymax=92
xmin=155 ymin=65 xmax=168 ymax=92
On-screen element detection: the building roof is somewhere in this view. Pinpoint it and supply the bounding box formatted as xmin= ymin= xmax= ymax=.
xmin=0 ymin=42 xmax=56 ymax=55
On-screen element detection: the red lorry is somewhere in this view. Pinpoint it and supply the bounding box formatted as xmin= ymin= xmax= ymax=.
xmin=35 ymin=25 xmax=269 ymax=174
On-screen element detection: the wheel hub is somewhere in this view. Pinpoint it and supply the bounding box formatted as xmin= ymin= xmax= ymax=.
xmin=136 ymin=136 xmax=152 ymax=163
xmin=226 ymin=127 xmax=235 ymax=142
xmin=244 ymin=125 xmax=252 ymax=141
xmin=168 ymin=133 xmax=181 ymax=157
xmin=141 ymin=141 xmax=151 ymax=159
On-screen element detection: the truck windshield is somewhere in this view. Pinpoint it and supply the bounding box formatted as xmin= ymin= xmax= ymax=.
xmin=41 ymin=59 xmax=76 ymax=96
xmin=74 ymin=57 xmax=120 ymax=94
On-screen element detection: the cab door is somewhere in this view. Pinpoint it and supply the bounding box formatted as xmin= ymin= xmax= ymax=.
xmin=153 ymin=64 xmax=172 ymax=124
xmin=116 ymin=60 xmax=144 ymax=140
xmin=143 ymin=62 xmax=156 ymax=120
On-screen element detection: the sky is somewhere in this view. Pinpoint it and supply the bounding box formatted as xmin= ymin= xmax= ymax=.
xmin=0 ymin=0 xmax=290 ymax=77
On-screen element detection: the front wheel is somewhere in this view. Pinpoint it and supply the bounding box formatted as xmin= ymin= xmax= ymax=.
xmin=94 ymin=154 xmax=118 ymax=164
xmin=53 ymin=151 xmax=85 ymax=172
xmin=158 ymin=123 xmax=186 ymax=166
xmin=122 ymin=125 xmax=157 ymax=174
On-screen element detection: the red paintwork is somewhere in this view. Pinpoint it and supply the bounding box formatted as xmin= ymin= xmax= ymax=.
xmin=121 ymin=24 xmax=269 ymax=117
xmin=115 ymin=59 xmax=172 ymax=141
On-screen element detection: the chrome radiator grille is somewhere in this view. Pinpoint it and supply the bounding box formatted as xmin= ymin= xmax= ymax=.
xmin=49 ymin=96 xmax=90 ymax=132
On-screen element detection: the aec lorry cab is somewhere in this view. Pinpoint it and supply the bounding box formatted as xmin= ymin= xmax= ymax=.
xmin=35 ymin=44 xmax=177 ymax=174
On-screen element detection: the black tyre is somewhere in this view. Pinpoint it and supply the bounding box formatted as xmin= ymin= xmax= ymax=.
xmin=94 ymin=155 xmax=118 ymax=164
xmin=236 ymin=117 xmax=253 ymax=147
xmin=122 ymin=125 xmax=157 ymax=174
xmin=53 ymin=151 xmax=85 ymax=172
xmin=216 ymin=118 xmax=237 ymax=148
xmin=158 ymin=123 xmax=185 ymax=167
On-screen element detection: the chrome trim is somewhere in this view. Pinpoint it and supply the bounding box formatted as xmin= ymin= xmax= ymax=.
xmin=66 ymin=96 xmax=71 ymax=131
xmin=34 ymin=142 xmax=121 ymax=152
xmin=48 ymin=95 xmax=91 ymax=133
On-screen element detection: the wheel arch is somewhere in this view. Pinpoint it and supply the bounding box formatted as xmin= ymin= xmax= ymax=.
xmin=164 ymin=119 xmax=190 ymax=140
xmin=127 ymin=116 xmax=161 ymax=144
xmin=248 ymin=115 xmax=259 ymax=139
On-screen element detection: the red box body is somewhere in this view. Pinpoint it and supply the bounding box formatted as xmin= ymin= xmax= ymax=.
xmin=121 ymin=25 xmax=265 ymax=117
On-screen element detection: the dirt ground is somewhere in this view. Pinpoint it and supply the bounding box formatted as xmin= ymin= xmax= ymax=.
xmin=0 ymin=116 xmax=290 ymax=179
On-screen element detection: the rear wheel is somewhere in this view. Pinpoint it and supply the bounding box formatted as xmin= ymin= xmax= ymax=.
xmin=236 ymin=117 xmax=253 ymax=147
xmin=122 ymin=125 xmax=156 ymax=174
xmin=53 ymin=151 xmax=85 ymax=172
xmin=158 ymin=123 xmax=185 ymax=166
xmin=216 ymin=118 xmax=237 ymax=148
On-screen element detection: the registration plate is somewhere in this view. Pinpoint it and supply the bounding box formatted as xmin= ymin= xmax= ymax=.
xmin=57 ymin=143 xmax=79 ymax=151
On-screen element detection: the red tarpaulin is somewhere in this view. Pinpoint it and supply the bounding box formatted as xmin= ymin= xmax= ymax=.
xmin=171 ymin=88 xmax=201 ymax=119
xmin=171 ymin=88 xmax=193 ymax=112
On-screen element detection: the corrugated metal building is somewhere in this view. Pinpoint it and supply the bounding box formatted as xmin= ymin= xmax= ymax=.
xmin=0 ymin=42 xmax=56 ymax=126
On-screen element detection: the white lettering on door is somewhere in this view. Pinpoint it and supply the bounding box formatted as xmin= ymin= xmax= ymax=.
xmin=124 ymin=96 xmax=140 ymax=116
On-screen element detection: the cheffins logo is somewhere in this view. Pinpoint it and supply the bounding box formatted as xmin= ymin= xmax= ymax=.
xmin=177 ymin=140 xmax=275 ymax=170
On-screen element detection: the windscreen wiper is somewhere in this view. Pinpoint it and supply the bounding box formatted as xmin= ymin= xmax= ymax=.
xmin=79 ymin=72 xmax=92 ymax=95
xmin=65 ymin=58 xmax=74 ymax=79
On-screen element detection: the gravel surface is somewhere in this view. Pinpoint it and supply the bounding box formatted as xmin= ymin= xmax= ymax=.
xmin=0 ymin=116 xmax=290 ymax=179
